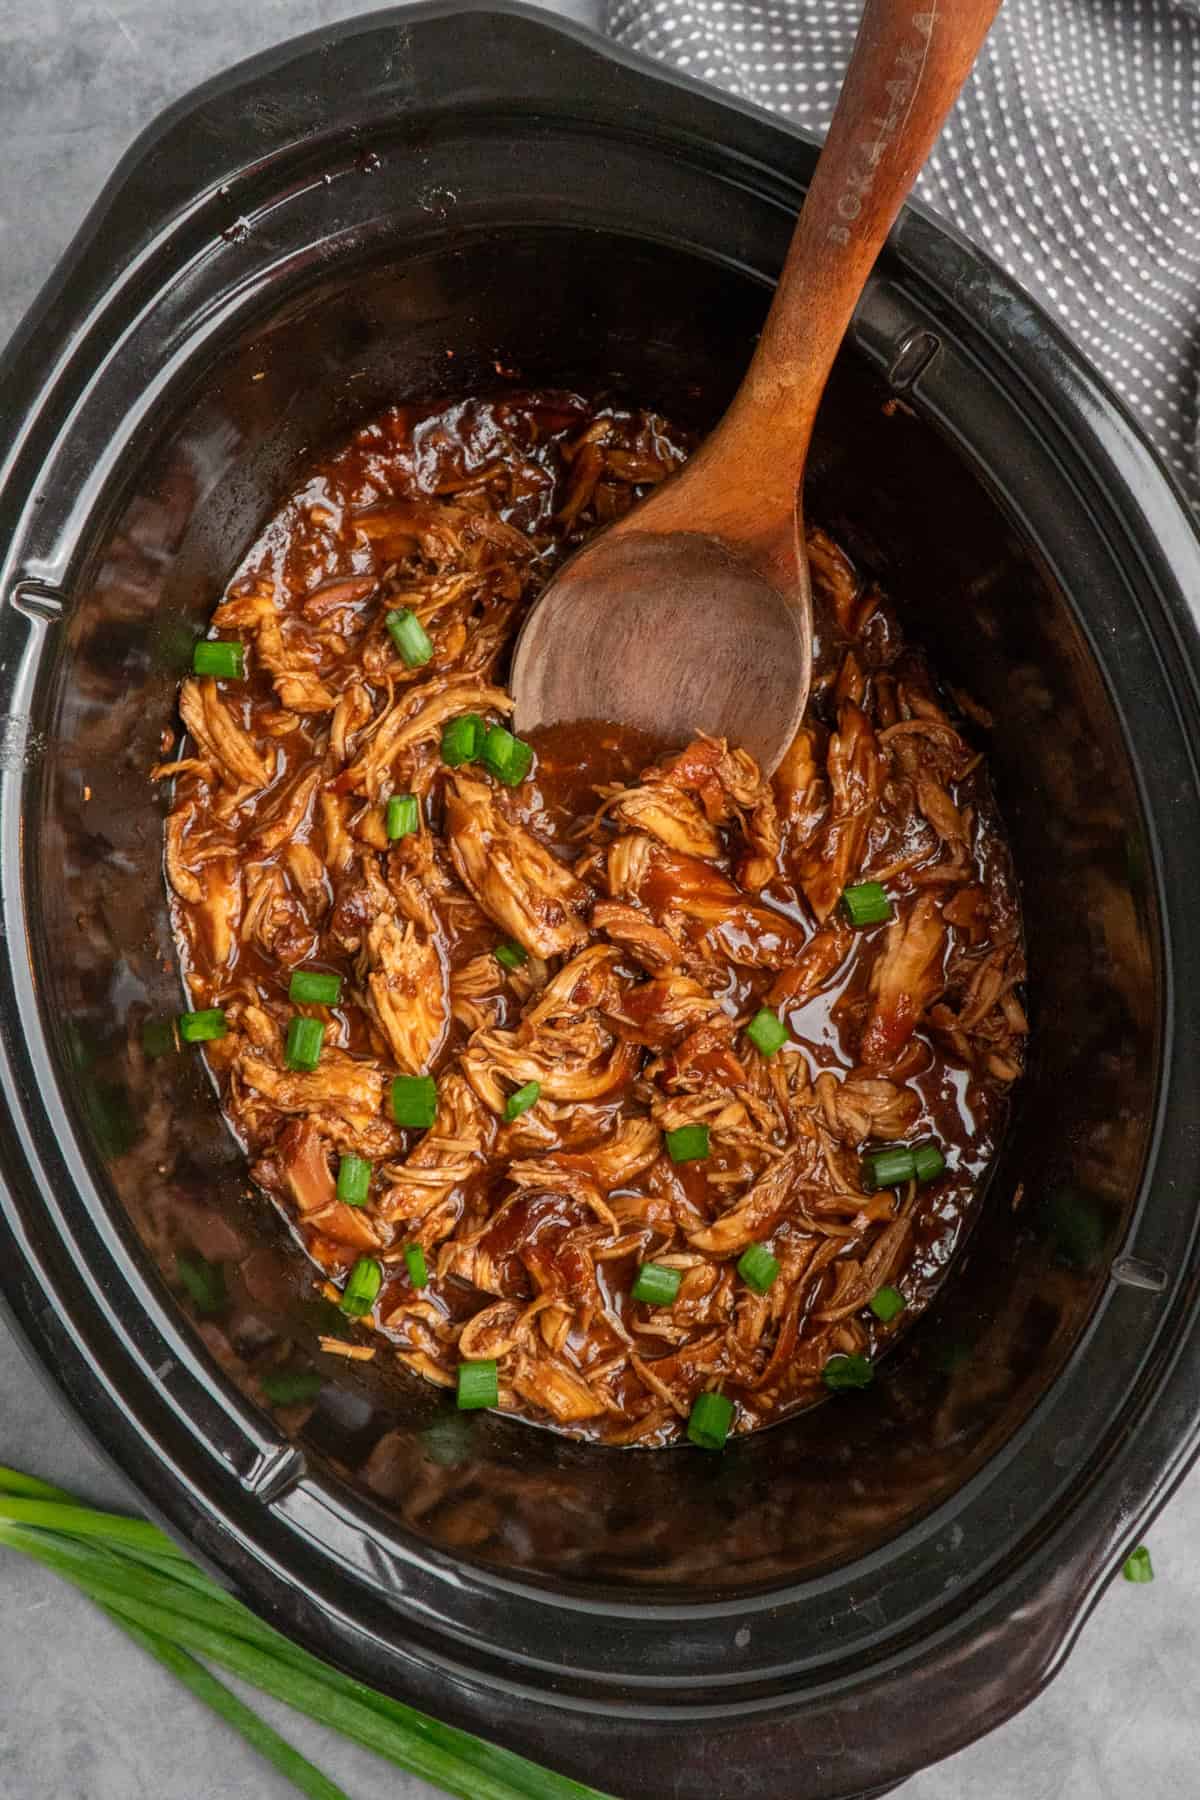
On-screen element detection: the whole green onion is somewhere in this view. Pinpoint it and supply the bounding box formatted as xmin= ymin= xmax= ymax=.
xmin=0 ymin=1462 xmax=614 ymax=1800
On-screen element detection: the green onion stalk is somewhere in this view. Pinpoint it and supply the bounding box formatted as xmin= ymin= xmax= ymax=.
xmin=0 ymin=1463 xmax=612 ymax=1800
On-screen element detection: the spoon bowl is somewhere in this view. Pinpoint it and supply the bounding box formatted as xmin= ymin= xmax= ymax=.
xmin=512 ymin=527 xmax=811 ymax=773
xmin=512 ymin=0 xmax=1001 ymax=769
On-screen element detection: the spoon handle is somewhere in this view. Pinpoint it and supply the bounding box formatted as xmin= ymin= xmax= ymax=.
xmin=715 ymin=0 xmax=1002 ymax=521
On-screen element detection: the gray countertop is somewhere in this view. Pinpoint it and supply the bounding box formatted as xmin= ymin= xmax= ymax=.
xmin=0 ymin=4 xmax=1194 ymax=1797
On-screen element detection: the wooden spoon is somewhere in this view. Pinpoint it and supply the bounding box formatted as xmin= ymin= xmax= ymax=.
xmin=512 ymin=0 xmax=1001 ymax=773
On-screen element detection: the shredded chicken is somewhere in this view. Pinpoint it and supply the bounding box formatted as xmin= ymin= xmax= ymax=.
xmin=161 ymin=392 xmax=1024 ymax=1448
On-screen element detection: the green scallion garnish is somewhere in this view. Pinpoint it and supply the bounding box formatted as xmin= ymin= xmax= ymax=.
xmin=913 ymin=1141 xmax=946 ymax=1183
xmin=284 ymin=1016 xmax=325 ymax=1073
xmin=386 ymin=608 xmax=433 ymax=668
xmin=503 ymin=1081 xmax=540 ymax=1122
xmin=391 ymin=1075 xmax=437 ymax=1129
xmin=404 ymin=1244 xmax=428 ymax=1289
xmin=631 ymin=1263 xmax=682 ymax=1306
xmin=745 ymin=1007 xmax=788 ymax=1057
xmin=386 ymin=793 xmax=420 ymax=840
xmin=665 ymin=1124 xmax=710 ymax=1164
xmin=175 ymin=1252 xmax=227 ymax=1317
xmin=336 ymin=1154 xmax=372 ymax=1207
xmin=686 ymin=1391 xmax=734 ymax=1451
xmin=178 ymin=1008 xmax=227 ymax=1044
xmin=863 ymin=1145 xmax=916 ymax=1191
xmin=456 ymin=1360 xmax=498 ymax=1411
xmin=869 ymin=1285 xmax=906 ymax=1323
xmin=1123 ymin=1545 xmax=1154 ymax=1583
xmin=822 ymin=1353 xmax=874 ymax=1391
xmin=288 ymin=969 xmax=342 ymax=1006
xmin=494 ymin=941 xmax=528 ymax=971
xmin=481 ymin=724 xmax=534 ymax=787
xmin=192 ymin=640 xmax=245 ymax=680
xmin=736 ymin=1243 xmax=780 ymax=1294
xmin=340 ymin=1257 xmax=383 ymax=1319
xmin=841 ymin=881 xmax=892 ymax=927
xmin=440 ymin=714 xmax=484 ymax=767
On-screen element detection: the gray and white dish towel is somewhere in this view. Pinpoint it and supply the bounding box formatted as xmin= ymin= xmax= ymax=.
xmin=605 ymin=0 xmax=1200 ymax=506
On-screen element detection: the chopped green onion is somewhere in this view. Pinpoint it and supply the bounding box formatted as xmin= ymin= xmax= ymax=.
xmin=687 ymin=1391 xmax=734 ymax=1451
xmin=1123 ymin=1545 xmax=1154 ymax=1584
xmin=391 ymin=1075 xmax=437 ymax=1129
xmin=385 ymin=608 xmax=433 ymax=668
xmin=403 ymin=1244 xmax=428 ymax=1289
xmin=494 ymin=941 xmax=528 ymax=971
xmin=440 ymin=713 xmax=484 ymax=766
xmin=913 ymin=1141 xmax=946 ymax=1183
xmin=822 ymin=1353 xmax=874 ymax=1391
xmin=284 ymin=1016 xmax=325 ymax=1073
xmin=746 ymin=1007 xmax=788 ymax=1057
xmin=178 ymin=1008 xmax=227 ymax=1044
xmin=336 ymin=1154 xmax=372 ymax=1206
xmin=736 ymin=1243 xmax=780 ymax=1294
xmin=631 ymin=1263 xmax=682 ymax=1306
xmin=842 ymin=881 xmax=892 ymax=927
xmin=863 ymin=1145 xmax=916 ymax=1191
xmin=456 ymin=1360 xmax=498 ymax=1411
xmin=481 ymin=724 xmax=534 ymax=787
xmin=665 ymin=1123 xmax=710 ymax=1164
xmin=141 ymin=1016 xmax=178 ymax=1059
xmin=192 ymin=640 xmax=245 ymax=680
xmin=259 ymin=1369 xmax=322 ymax=1406
xmin=503 ymin=1081 xmax=540 ymax=1122
xmin=340 ymin=1257 xmax=383 ymax=1319
xmin=386 ymin=793 xmax=419 ymax=840
xmin=288 ymin=969 xmax=342 ymax=1006
xmin=175 ymin=1252 xmax=227 ymax=1317
xmin=869 ymin=1284 xmax=906 ymax=1323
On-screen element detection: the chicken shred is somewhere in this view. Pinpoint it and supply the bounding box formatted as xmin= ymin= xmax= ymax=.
xmin=161 ymin=392 xmax=1024 ymax=1447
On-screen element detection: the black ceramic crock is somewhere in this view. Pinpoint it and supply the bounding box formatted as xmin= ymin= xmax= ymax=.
xmin=2 ymin=6 xmax=1200 ymax=1797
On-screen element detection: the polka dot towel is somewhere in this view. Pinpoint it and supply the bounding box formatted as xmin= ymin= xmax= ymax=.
xmin=606 ymin=0 xmax=1200 ymax=506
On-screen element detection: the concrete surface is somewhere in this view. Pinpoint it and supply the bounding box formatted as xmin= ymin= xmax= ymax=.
xmin=1 ymin=3 xmax=1195 ymax=1797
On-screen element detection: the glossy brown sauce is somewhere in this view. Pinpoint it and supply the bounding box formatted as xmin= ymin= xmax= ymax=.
xmin=158 ymin=392 xmax=1025 ymax=1446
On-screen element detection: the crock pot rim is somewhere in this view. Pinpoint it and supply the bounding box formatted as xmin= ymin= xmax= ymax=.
xmin=2 ymin=7 xmax=1200 ymax=1797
